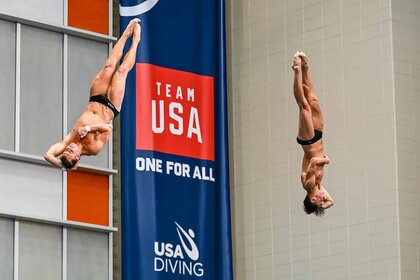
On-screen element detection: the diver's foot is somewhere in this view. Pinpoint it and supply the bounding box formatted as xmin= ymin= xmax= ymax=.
xmin=299 ymin=51 xmax=309 ymax=70
xmin=292 ymin=51 xmax=302 ymax=71
xmin=132 ymin=21 xmax=141 ymax=44
xmin=124 ymin=18 xmax=140 ymax=37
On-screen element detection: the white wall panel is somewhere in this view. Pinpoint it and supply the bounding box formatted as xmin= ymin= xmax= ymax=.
xmin=0 ymin=158 xmax=62 ymax=219
xmin=0 ymin=0 xmax=64 ymax=25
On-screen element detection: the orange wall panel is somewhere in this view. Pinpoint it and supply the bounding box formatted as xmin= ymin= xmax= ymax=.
xmin=67 ymin=171 xmax=109 ymax=226
xmin=68 ymin=0 xmax=109 ymax=35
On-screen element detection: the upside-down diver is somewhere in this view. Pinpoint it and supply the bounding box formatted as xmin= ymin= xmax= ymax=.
xmin=292 ymin=51 xmax=334 ymax=216
xmin=45 ymin=18 xmax=141 ymax=170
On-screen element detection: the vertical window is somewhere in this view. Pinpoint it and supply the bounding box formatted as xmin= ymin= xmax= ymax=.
xmin=0 ymin=218 xmax=13 ymax=280
xmin=0 ymin=20 xmax=16 ymax=151
xmin=67 ymin=36 xmax=109 ymax=167
xmin=20 ymin=26 xmax=63 ymax=156
xmin=19 ymin=222 xmax=62 ymax=280
xmin=67 ymin=228 xmax=108 ymax=280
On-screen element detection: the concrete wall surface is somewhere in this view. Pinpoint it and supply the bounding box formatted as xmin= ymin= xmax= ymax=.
xmin=226 ymin=0 xmax=412 ymax=279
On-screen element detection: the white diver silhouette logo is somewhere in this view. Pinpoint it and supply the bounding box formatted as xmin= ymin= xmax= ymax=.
xmin=174 ymin=222 xmax=199 ymax=261
xmin=119 ymin=0 xmax=160 ymax=17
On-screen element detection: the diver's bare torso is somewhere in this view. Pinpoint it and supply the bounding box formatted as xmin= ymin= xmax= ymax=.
xmin=70 ymin=102 xmax=113 ymax=155
xmin=300 ymin=140 xmax=325 ymax=189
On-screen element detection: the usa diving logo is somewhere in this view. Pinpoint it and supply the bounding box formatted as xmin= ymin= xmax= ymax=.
xmin=154 ymin=222 xmax=204 ymax=277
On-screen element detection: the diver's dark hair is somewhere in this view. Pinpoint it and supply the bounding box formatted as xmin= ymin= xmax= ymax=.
xmin=59 ymin=155 xmax=77 ymax=170
xmin=303 ymin=195 xmax=325 ymax=216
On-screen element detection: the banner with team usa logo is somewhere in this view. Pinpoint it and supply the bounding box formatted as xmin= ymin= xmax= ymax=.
xmin=119 ymin=0 xmax=232 ymax=279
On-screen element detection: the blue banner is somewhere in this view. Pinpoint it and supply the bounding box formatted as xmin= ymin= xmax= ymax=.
xmin=119 ymin=0 xmax=233 ymax=279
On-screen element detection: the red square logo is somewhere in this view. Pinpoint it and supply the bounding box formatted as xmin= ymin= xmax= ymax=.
xmin=136 ymin=63 xmax=214 ymax=161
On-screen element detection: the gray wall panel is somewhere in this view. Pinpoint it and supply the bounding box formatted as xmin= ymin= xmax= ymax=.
xmin=19 ymin=222 xmax=62 ymax=280
xmin=67 ymin=228 xmax=108 ymax=280
xmin=68 ymin=36 xmax=109 ymax=168
xmin=0 ymin=0 xmax=64 ymax=25
xmin=393 ymin=0 xmax=420 ymax=278
xmin=228 ymin=0 xmax=400 ymax=279
xmin=0 ymin=158 xmax=62 ymax=219
xmin=20 ymin=26 xmax=63 ymax=156
xmin=0 ymin=218 xmax=13 ymax=280
xmin=0 ymin=20 xmax=16 ymax=151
